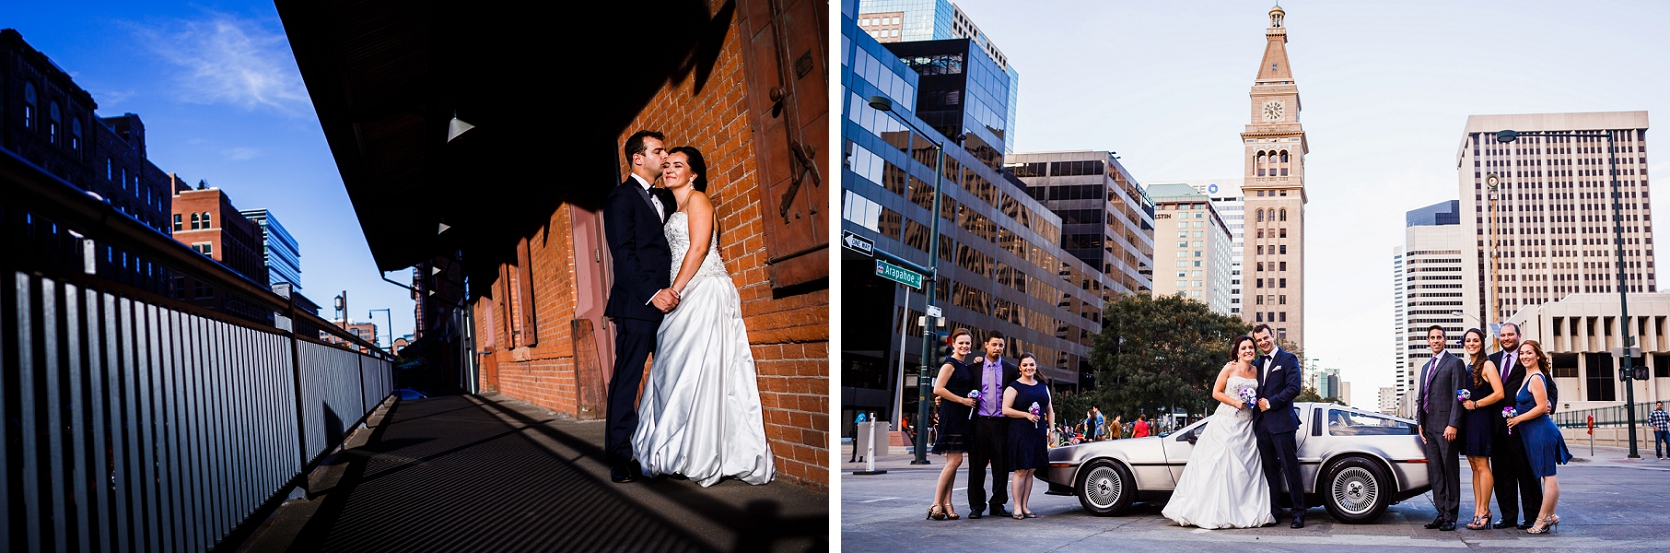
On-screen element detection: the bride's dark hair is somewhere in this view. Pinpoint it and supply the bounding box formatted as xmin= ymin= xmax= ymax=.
xmin=669 ymin=146 xmax=708 ymax=192
xmin=1230 ymin=335 xmax=1256 ymax=361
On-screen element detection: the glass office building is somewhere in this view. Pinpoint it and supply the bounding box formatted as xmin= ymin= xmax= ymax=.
xmin=841 ymin=0 xmax=1109 ymax=431
xmin=240 ymin=209 xmax=302 ymax=291
xmin=855 ymin=0 xmax=1020 ymax=153
xmin=1008 ymin=151 xmax=1156 ymax=296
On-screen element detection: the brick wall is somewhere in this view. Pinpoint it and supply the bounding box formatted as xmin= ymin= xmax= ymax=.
xmin=473 ymin=5 xmax=828 ymax=491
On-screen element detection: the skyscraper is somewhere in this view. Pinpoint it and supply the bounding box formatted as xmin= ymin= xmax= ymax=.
xmin=1145 ymin=183 xmax=1232 ymax=314
xmin=1240 ymin=5 xmax=1309 ymax=347
xmin=1392 ymin=199 xmax=1474 ymax=417
xmin=1457 ymin=111 xmax=1654 ymax=324
xmin=1007 ymin=150 xmax=1156 ymax=296
xmin=856 ymin=0 xmax=1020 ymax=152
xmin=241 ymin=209 xmax=303 ymax=291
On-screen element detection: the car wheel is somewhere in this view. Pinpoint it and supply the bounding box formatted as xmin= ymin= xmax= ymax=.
xmin=1321 ymin=456 xmax=1390 ymax=524
xmin=1075 ymin=459 xmax=1134 ymax=516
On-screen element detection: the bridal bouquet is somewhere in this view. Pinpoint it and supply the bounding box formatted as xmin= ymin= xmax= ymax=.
xmin=968 ymin=390 xmax=981 ymax=419
xmin=1029 ymin=402 xmax=1041 ymax=429
xmin=1503 ymin=406 xmax=1517 ymax=435
xmin=1238 ymin=387 xmax=1258 ymax=411
xmin=1457 ymin=389 xmax=1471 ymax=403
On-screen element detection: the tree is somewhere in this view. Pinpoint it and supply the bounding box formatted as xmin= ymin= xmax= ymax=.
xmin=1294 ymin=386 xmax=1322 ymax=403
xmin=1091 ymin=294 xmax=1251 ymax=421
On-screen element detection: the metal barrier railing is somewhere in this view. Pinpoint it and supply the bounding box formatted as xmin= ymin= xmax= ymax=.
xmin=1552 ymin=401 xmax=1656 ymax=428
xmin=2 ymin=147 xmax=393 ymax=551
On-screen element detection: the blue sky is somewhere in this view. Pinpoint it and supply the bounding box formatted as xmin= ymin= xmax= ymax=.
xmin=8 ymin=1 xmax=414 ymax=344
xmin=950 ymin=0 xmax=1670 ymax=407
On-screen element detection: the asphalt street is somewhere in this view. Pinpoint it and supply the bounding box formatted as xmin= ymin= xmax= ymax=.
xmin=841 ymin=443 xmax=1670 ymax=552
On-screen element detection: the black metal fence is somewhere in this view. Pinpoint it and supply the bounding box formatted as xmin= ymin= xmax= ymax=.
xmin=1552 ymin=401 xmax=1657 ymax=428
xmin=2 ymin=148 xmax=392 ymax=551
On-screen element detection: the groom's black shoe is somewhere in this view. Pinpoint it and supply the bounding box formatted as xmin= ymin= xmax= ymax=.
xmin=989 ymin=504 xmax=1013 ymax=518
xmin=967 ymin=510 xmax=984 ymax=520
xmin=1492 ymin=518 xmax=1515 ymax=529
xmin=1424 ymin=516 xmax=1444 ymax=529
xmin=1290 ymin=514 xmax=1305 ymax=529
xmin=1438 ymin=519 xmax=1457 ymax=531
xmin=610 ymin=463 xmax=636 ymax=483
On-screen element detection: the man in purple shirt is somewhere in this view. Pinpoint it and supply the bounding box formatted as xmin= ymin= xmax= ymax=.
xmin=966 ymin=332 xmax=1020 ymax=519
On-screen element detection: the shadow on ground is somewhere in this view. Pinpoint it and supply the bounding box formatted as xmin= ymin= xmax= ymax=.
xmin=287 ymin=394 xmax=827 ymax=553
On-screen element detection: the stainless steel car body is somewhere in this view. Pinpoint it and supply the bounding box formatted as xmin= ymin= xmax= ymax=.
xmin=1040 ymin=403 xmax=1431 ymax=523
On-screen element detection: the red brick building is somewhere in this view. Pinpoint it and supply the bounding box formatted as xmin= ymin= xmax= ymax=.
xmin=169 ymin=175 xmax=270 ymax=320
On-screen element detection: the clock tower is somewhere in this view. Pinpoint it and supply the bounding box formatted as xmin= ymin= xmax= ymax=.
xmin=1241 ymin=4 xmax=1308 ymax=350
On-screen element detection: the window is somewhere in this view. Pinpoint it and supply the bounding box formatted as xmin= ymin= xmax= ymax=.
xmin=48 ymin=102 xmax=61 ymax=144
xmin=202 ymin=212 xmax=212 ymax=227
xmin=1326 ymin=410 xmax=1413 ymax=436
xmin=1279 ymin=278 xmax=1287 ymax=288
xmin=107 ymin=159 xmax=113 ymax=181
xmin=1280 ymin=208 xmax=1288 ymax=222
xmin=1256 ymin=296 xmax=1264 ymax=305
xmin=1279 ymin=245 xmax=1287 ymax=255
xmin=173 ymin=214 xmax=182 ymax=231
xmin=1279 ymin=312 xmax=1287 ymax=322
xmin=1256 ymin=278 xmax=1264 ymax=288
xmin=23 ymin=82 xmax=36 ymax=129
xmin=1256 ymin=209 xmax=1265 ymax=222
xmin=1256 ymin=262 xmax=1264 ymax=271
xmin=1256 ymin=312 xmax=1264 ymax=322
xmin=1279 ymin=295 xmax=1286 ymax=304
xmin=1279 ymin=262 xmax=1286 ymax=271
xmin=1257 ymin=245 xmax=1264 ymax=255
xmin=1279 ymin=228 xmax=1287 ymax=238
xmin=70 ymin=118 xmax=81 ymax=151
xmin=190 ymin=213 xmax=200 ymax=230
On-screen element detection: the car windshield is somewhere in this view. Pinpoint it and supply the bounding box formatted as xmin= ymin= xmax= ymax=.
xmin=1325 ymin=409 xmax=1414 ymax=436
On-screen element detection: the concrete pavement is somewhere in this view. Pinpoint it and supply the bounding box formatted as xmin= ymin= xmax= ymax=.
xmin=841 ymin=443 xmax=1670 ymax=552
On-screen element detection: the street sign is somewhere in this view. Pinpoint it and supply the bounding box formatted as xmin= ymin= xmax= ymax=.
xmin=927 ymin=306 xmax=942 ymax=318
xmin=1611 ymin=346 xmax=1642 ymax=357
xmin=842 ymin=230 xmax=874 ymax=256
xmin=876 ymin=259 xmax=923 ymax=289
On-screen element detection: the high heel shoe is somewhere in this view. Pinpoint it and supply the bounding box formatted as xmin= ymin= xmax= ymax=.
xmin=942 ymin=504 xmax=959 ymax=520
xmin=1466 ymin=512 xmax=1491 ymax=530
xmin=927 ymin=503 xmax=946 ymax=521
xmin=1527 ymin=514 xmax=1559 ymax=534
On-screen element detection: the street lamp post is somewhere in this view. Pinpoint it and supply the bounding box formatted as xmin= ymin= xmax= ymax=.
xmin=369 ymin=308 xmax=394 ymax=350
xmin=869 ymin=95 xmax=950 ymax=465
xmin=1496 ymin=129 xmax=1641 ymax=459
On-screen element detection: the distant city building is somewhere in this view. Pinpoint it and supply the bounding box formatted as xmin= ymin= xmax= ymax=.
xmin=1181 ymin=179 xmax=1247 ymax=315
xmin=1144 ymin=182 xmax=1232 ymax=314
xmin=1457 ymin=111 xmax=1654 ymax=324
xmin=1392 ymin=199 xmax=1476 ymax=417
xmin=241 ymin=209 xmax=303 ymax=291
xmin=1240 ymin=5 xmax=1310 ymax=348
xmin=1378 ymin=386 xmax=1398 ymax=414
xmin=1008 ymin=150 xmax=1157 ymax=295
xmin=392 ymin=335 xmax=412 ymax=356
xmin=1504 ymin=293 xmax=1669 ymax=411
xmin=857 ymin=0 xmax=1019 ymax=152
xmin=881 ymin=38 xmax=1011 ymax=171
xmin=1406 ymin=199 xmax=1460 ymax=227
xmin=841 ymin=9 xmax=1113 ymax=433
xmin=168 ymin=176 xmax=271 ymax=322
xmin=0 ymin=29 xmax=171 ymax=233
xmin=322 ymin=319 xmax=377 ymax=351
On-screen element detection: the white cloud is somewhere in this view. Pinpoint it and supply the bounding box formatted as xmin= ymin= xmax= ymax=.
xmin=134 ymin=13 xmax=308 ymax=114
xmin=98 ymin=90 xmax=136 ymax=107
xmin=223 ymin=147 xmax=261 ymax=161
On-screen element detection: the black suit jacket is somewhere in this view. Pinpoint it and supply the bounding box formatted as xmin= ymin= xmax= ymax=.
xmin=972 ymin=356 xmax=1021 ymax=416
xmin=603 ymin=177 xmax=675 ymax=322
xmin=1254 ymin=348 xmax=1302 ymax=434
xmin=1488 ymin=349 xmax=1524 ymax=435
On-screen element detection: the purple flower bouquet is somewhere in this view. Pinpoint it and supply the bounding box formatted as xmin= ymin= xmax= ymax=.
xmin=1457 ymin=389 xmax=1471 ymax=404
xmin=1029 ymin=402 xmax=1042 ymax=429
xmin=1238 ymin=387 xmax=1258 ymax=411
xmin=1503 ymin=406 xmax=1518 ymax=435
xmin=968 ymin=390 xmax=981 ymax=419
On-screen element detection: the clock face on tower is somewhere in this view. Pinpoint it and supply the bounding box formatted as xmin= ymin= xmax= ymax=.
xmin=1262 ymin=100 xmax=1285 ymax=122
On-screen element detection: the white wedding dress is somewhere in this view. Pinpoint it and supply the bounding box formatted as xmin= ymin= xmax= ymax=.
xmin=632 ymin=210 xmax=775 ymax=486
xmin=1161 ymin=376 xmax=1275 ymax=528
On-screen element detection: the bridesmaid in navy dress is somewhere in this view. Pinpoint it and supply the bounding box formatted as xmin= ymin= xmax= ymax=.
xmin=1458 ymin=328 xmax=1506 ymax=529
xmin=1002 ymin=353 xmax=1054 ymax=519
xmin=927 ymin=328 xmax=976 ymax=520
xmin=1503 ymin=340 xmax=1572 ymax=535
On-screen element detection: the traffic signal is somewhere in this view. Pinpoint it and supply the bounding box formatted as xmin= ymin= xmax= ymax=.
xmin=1635 ymin=366 xmax=1650 ymax=381
xmin=935 ymin=331 xmax=952 ymax=358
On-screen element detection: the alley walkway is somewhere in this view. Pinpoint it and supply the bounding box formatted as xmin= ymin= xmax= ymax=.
xmin=246 ymin=394 xmax=828 ymax=553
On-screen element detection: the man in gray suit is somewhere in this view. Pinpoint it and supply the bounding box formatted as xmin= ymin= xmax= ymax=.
xmin=1416 ymin=324 xmax=1466 ymax=531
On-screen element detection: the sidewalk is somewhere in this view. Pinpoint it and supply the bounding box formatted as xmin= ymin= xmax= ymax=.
xmin=247 ymin=393 xmax=827 ymax=553
xmin=842 ymin=442 xmax=1670 ymax=473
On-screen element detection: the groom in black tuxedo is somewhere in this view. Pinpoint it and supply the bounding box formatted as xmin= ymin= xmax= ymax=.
xmin=602 ymin=130 xmax=680 ymax=483
xmin=1252 ymin=324 xmax=1306 ymax=528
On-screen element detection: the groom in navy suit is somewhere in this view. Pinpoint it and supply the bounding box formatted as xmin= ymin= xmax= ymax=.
xmin=602 ymin=130 xmax=680 ymax=483
xmin=1252 ymin=324 xmax=1306 ymax=528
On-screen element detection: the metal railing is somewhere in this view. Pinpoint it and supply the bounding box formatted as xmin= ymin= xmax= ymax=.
xmin=1552 ymin=401 xmax=1657 ymax=429
xmin=2 ymin=148 xmax=393 ymax=551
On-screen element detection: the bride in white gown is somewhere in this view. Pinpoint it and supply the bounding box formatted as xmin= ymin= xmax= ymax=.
xmin=1161 ymin=335 xmax=1274 ymax=528
xmin=633 ymin=146 xmax=774 ymax=487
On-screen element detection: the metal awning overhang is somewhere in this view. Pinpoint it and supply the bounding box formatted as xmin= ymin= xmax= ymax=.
xmin=275 ymin=0 xmax=737 ymax=275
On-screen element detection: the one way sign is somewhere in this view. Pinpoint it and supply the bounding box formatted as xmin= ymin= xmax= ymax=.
xmin=842 ymin=230 xmax=874 ymax=256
